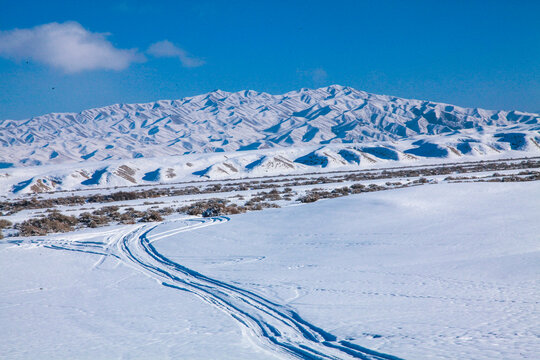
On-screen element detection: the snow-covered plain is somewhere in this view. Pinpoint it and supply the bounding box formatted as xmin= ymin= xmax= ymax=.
xmin=1 ymin=181 xmax=538 ymax=359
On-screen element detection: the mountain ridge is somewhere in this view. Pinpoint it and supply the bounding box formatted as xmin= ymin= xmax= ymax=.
xmin=0 ymin=85 xmax=539 ymax=169
xmin=2 ymin=85 xmax=538 ymax=124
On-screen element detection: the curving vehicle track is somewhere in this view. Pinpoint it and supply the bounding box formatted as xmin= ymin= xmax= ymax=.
xmin=6 ymin=217 xmax=404 ymax=360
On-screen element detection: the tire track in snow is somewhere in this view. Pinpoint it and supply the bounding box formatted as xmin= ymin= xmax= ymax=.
xmin=4 ymin=218 xmax=404 ymax=360
xmin=115 ymin=217 xmax=404 ymax=360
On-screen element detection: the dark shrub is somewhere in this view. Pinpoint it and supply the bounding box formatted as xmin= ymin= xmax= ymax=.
xmin=0 ymin=219 xmax=12 ymax=229
xmin=17 ymin=210 xmax=78 ymax=236
xmin=139 ymin=210 xmax=164 ymax=222
xmin=78 ymin=212 xmax=109 ymax=228
xmin=178 ymin=198 xmax=247 ymax=217
xmin=298 ymin=192 xmax=321 ymax=203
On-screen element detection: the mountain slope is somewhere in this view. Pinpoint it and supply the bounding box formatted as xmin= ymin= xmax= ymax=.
xmin=1 ymin=85 xmax=538 ymax=167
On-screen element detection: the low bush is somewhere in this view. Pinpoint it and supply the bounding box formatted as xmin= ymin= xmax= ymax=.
xmin=78 ymin=212 xmax=109 ymax=228
xmin=17 ymin=210 xmax=78 ymax=236
xmin=178 ymin=198 xmax=246 ymax=217
xmin=178 ymin=199 xmax=247 ymax=217
xmin=139 ymin=210 xmax=164 ymax=222
xmin=0 ymin=219 xmax=12 ymax=229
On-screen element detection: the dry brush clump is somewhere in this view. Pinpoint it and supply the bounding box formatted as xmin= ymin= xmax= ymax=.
xmin=297 ymin=187 xmax=345 ymax=203
xmin=242 ymin=188 xmax=284 ymax=210
xmin=243 ymin=201 xmax=280 ymax=211
xmin=297 ymin=186 xmax=354 ymax=203
xmin=178 ymin=199 xmax=247 ymax=217
xmin=177 ymin=197 xmax=281 ymax=217
xmin=17 ymin=210 xmax=78 ymax=236
xmin=139 ymin=210 xmax=164 ymax=222
xmin=484 ymin=171 xmax=540 ymax=183
xmin=0 ymin=219 xmax=12 ymax=239
xmin=15 ymin=205 xmax=174 ymax=236
xmin=78 ymin=212 xmax=109 ymax=228
xmin=0 ymin=219 xmax=12 ymax=229
xmin=297 ymin=182 xmax=397 ymax=203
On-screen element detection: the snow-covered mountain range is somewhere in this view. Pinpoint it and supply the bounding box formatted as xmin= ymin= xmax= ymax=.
xmin=0 ymin=85 xmax=539 ymax=194
xmin=2 ymin=85 xmax=539 ymax=166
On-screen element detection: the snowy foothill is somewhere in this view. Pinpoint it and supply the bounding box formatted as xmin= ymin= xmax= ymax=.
xmin=1 ymin=140 xmax=540 ymax=196
xmin=1 ymin=180 xmax=539 ymax=359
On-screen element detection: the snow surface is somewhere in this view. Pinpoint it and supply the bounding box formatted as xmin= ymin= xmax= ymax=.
xmin=1 ymin=181 xmax=539 ymax=359
xmin=0 ymin=227 xmax=272 ymax=360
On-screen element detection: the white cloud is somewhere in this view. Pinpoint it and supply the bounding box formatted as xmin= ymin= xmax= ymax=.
xmin=297 ymin=67 xmax=329 ymax=86
xmin=0 ymin=22 xmax=144 ymax=73
xmin=147 ymin=40 xmax=204 ymax=68
xmin=311 ymin=68 xmax=328 ymax=83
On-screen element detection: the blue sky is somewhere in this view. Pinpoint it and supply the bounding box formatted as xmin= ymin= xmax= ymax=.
xmin=0 ymin=0 xmax=538 ymax=119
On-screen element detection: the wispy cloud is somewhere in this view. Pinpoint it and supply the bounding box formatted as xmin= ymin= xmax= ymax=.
xmin=298 ymin=67 xmax=329 ymax=86
xmin=0 ymin=22 xmax=144 ymax=73
xmin=310 ymin=68 xmax=328 ymax=83
xmin=147 ymin=40 xmax=205 ymax=68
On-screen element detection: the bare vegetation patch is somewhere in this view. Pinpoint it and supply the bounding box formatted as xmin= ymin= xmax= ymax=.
xmin=17 ymin=211 xmax=78 ymax=236
xmin=178 ymin=199 xmax=246 ymax=217
xmin=115 ymin=165 xmax=137 ymax=183
xmin=0 ymin=219 xmax=12 ymax=229
xmin=14 ymin=205 xmax=175 ymax=236
xmin=0 ymin=219 xmax=12 ymax=239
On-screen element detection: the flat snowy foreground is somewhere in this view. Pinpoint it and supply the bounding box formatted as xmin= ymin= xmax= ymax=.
xmin=1 ymin=182 xmax=539 ymax=359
